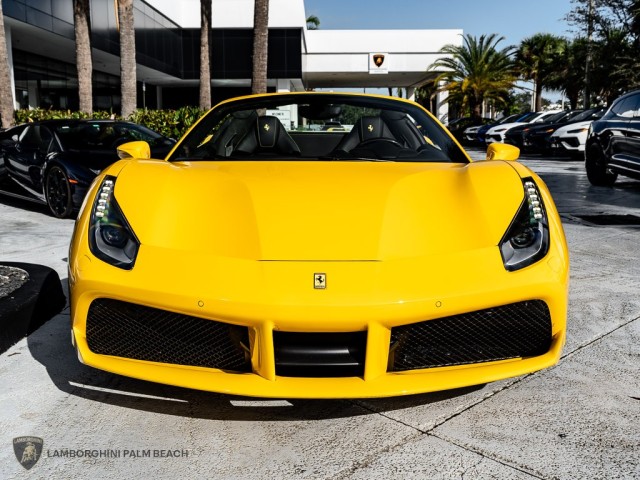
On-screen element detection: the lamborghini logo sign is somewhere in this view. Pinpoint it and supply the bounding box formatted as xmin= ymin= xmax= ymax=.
xmin=13 ymin=437 xmax=43 ymax=470
xmin=369 ymin=53 xmax=389 ymax=74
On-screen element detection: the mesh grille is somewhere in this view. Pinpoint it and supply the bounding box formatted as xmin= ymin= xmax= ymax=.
xmin=389 ymin=300 xmax=552 ymax=371
xmin=87 ymin=299 xmax=251 ymax=372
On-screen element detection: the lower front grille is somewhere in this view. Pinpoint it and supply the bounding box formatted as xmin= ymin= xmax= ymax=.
xmin=274 ymin=331 xmax=367 ymax=378
xmin=389 ymin=300 xmax=552 ymax=372
xmin=86 ymin=299 xmax=251 ymax=372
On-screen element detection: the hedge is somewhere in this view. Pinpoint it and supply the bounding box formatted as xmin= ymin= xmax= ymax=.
xmin=14 ymin=106 xmax=207 ymax=139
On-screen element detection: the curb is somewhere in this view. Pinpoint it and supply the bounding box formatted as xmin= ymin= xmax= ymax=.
xmin=0 ymin=262 xmax=66 ymax=355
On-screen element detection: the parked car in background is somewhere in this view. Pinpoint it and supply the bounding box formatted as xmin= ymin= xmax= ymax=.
xmin=445 ymin=116 xmax=492 ymax=144
xmin=585 ymin=90 xmax=640 ymax=185
xmin=505 ymin=110 xmax=580 ymax=151
xmin=485 ymin=111 xmax=560 ymax=145
xmin=521 ymin=109 xmax=588 ymax=154
xmin=549 ymin=107 xmax=605 ymax=159
xmin=0 ymin=124 xmax=29 ymax=177
xmin=463 ymin=113 xmax=524 ymax=145
xmin=0 ymin=119 xmax=176 ymax=217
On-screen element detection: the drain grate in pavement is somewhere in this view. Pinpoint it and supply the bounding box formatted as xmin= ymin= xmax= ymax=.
xmin=575 ymin=214 xmax=640 ymax=226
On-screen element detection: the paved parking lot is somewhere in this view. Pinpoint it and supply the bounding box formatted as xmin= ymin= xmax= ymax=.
xmin=1 ymin=150 xmax=639 ymax=479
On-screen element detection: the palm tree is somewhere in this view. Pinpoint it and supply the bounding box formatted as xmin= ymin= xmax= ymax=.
xmin=251 ymin=0 xmax=269 ymax=94
xmin=590 ymin=28 xmax=637 ymax=104
xmin=306 ymin=15 xmax=320 ymax=30
xmin=430 ymin=34 xmax=516 ymax=118
xmin=74 ymin=0 xmax=92 ymax=114
xmin=516 ymin=33 xmax=567 ymax=111
xmin=547 ymin=38 xmax=587 ymax=109
xmin=199 ymin=0 xmax=212 ymax=110
xmin=117 ymin=0 xmax=137 ymax=118
xmin=0 ymin=1 xmax=14 ymax=128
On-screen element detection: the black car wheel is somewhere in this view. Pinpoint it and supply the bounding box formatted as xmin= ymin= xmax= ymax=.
xmin=586 ymin=143 xmax=617 ymax=186
xmin=45 ymin=166 xmax=74 ymax=218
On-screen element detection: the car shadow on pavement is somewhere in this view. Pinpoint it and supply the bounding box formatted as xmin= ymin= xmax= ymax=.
xmin=26 ymin=283 xmax=484 ymax=422
xmin=0 ymin=191 xmax=51 ymax=216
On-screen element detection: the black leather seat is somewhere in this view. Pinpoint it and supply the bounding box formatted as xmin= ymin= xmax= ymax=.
xmin=234 ymin=115 xmax=301 ymax=156
xmin=210 ymin=110 xmax=258 ymax=157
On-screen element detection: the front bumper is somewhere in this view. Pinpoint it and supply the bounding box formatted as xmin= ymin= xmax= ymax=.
xmin=70 ymin=242 xmax=568 ymax=398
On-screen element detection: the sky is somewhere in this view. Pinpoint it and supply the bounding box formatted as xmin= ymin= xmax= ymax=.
xmin=304 ymin=0 xmax=576 ymax=48
xmin=304 ymin=0 xmax=577 ymax=102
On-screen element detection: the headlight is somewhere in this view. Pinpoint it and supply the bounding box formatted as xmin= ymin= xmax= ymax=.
xmin=567 ymin=127 xmax=588 ymax=134
xmin=499 ymin=178 xmax=549 ymax=271
xmin=88 ymin=176 xmax=140 ymax=270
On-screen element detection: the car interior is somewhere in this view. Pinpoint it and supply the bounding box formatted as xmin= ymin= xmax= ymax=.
xmin=173 ymin=98 xmax=466 ymax=163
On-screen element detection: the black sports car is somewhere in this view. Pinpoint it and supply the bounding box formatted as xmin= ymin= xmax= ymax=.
xmin=0 ymin=119 xmax=175 ymax=218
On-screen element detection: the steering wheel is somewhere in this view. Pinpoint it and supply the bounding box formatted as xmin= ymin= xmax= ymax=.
xmin=355 ymin=137 xmax=404 ymax=149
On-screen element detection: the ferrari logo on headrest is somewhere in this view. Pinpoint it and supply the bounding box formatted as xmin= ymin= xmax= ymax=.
xmin=373 ymin=54 xmax=385 ymax=67
xmin=263 ymin=123 xmax=270 ymax=132
xmin=368 ymin=124 xmax=374 ymax=132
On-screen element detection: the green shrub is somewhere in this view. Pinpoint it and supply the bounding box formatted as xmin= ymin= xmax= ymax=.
xmin=13 ymin=106 xmax=206 ymax=139
xmin=129 ymin=106 xmax=205 ymax=139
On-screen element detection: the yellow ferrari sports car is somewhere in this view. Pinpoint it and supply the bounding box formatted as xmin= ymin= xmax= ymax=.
xmin=68 ymin=93 xmax=569 ymax=398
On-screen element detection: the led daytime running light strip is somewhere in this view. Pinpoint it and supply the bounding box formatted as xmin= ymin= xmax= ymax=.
xmin=524 ymin=180 xmax=544 ymax=221
xmin=95 ymin=179 xmax=114 ymax=218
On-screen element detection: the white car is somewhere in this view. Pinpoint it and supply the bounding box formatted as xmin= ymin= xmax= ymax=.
xmin=549 ymin=108 xmax=605 ymax=158
xmin=462 ymin=113 xmax=522 ymax=144
xmin=485 ymin=111 xmax=561 ymax=144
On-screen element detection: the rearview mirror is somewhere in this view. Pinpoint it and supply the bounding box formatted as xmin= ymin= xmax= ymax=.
xmin=117 ymin=141 xmax=151 ymax=160
xmin=485 ymin=143 xmax=520 ymax=161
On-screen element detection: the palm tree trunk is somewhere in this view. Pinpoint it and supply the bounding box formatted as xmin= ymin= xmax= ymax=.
xmin=74 ymin=0 xmax=93 ymax=115
xmin=117 ymin=0 xmax=137 ymax=118
xmin=535 ymin=77 xmax=543 ymax=111
xmin=0 ymin=2 xmax=15 ymax=128
xmin=251 ymin=0 xmax=269 ymax=94
xmin=199 ymin=0 xmax=212 ymax=110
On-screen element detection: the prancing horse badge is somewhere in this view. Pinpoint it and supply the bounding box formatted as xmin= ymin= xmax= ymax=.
xmin=314 ymin=273 xmax=326 ymax=289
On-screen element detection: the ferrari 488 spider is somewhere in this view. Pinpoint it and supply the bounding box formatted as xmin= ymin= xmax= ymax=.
xmin=69 ymin=93 xmax=569 ymax=398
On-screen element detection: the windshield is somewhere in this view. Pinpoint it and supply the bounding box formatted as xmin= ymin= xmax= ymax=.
xmin=55 ymin=122 xmax=167 ymax=150
xmin=570 ymin=107 xmax=605 ymax=122
xmin=168 ymin=94 xmax=469 ymax=163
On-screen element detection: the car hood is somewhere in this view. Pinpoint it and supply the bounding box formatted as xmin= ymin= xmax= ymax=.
xmin=551 ymin=120 xmax=592 ymax=137
xmin=112 ymin=160 xmax=524 ymax=261
xmin=486 ymin=122 xmax=525 ymax=133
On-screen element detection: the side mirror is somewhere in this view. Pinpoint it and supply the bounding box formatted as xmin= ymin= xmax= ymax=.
xmin=485 ymin=143 xmax=520 ymax=161
xmin=117 ymin=140 xmax=151 ymax=160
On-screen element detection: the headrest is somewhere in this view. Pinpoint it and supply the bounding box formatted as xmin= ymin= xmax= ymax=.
xmin=359 ymin=116 xmax=393 ymax=142
xmin=257 ymin=116 xmax=279 ymax=148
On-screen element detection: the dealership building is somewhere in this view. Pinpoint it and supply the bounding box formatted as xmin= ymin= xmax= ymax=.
xmin=3 ymin=0 xmax=460 ymax=119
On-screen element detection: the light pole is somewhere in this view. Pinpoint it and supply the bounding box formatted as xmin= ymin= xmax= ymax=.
xmin=583 ymin=0 xmax=594 ymax=108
